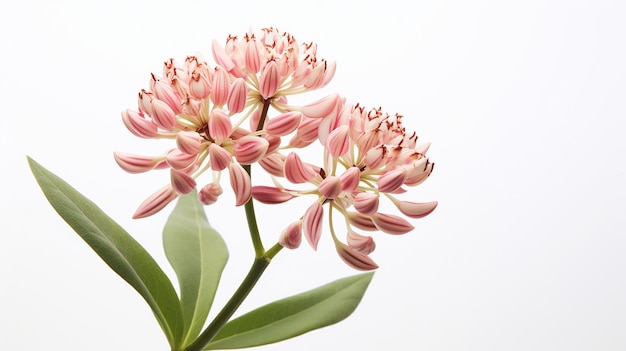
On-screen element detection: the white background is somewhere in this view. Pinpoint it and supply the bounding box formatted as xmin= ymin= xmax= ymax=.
xmin=1 ymin=1 xmax=625 ymax=350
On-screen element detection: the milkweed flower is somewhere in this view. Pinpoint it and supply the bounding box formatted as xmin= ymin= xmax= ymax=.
xmin=115 ymin=28 xmax=337 ymax=218
xmin=251 ymin=103 xmax=437 ymax=270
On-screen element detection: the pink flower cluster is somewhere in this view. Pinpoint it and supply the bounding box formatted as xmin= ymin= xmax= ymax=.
xmin=115 ymin=27 xmax=436 ymax=270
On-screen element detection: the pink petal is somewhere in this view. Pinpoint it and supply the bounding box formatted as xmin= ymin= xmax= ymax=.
xmin=233 ymin=135 xmax=269 ymax=164
xmin=210 ymin=66 xmax=230 ymax=106
xmin=189 ymin=69 xmax=211 ymax=99
xmin=244 ymin=37 xmax=262 ymax=73
xmin=301 ymin=93 xmax=342 ymax=119
xmin=265 ymin=111 xmax=302 ymax=136
xmin=370 ymin=213 xmax=414 ymax=235
xmin=394 ymin=200 xmax=438 ymax=219
xmin=335 ymin=241 xmax=378 ymax=271
xmin=259 ymin=60 xmax=280 ymax=99
xmin=347 ymin=230 xmax=376 ymax=255
xmin=288 ymin=115 xmax=322 ymax=148
xmin=303 ymin=201 xmax=324 ymax=250
xmin=378 ymin=167 xmax=408 ymax=193
xmin=176 ymin=131 xmax=202 ymax=155
xmin=318 ymin=175 xmax=342 ymax=200
xmin=227 ymin=78 xmax=249 ymax=113
xmin=150 ymin=98 xmax=177 ymax=130
xmin=284 ymin=152 xmax=317 ymax=184
xmin=321 ymin=60 xmax=336 ymax=88
xmin=208 ymin=109 xmax=232 ymax=144
xmin=259 ymin=153 xmax=286 ymax=177
xmin=133 ymin=185 xmax=178 ymax=219
xmin=209 ymin=143 xmax=231 ymax=171
xmin=346 ymin=211 xmax=378 ymax=231
xmin=251 ymin=186 xmax=297 ymax=204
xmin=325 ymin=125 xmax=350 ymax=157
xmin=137 ymin=89 xmax=154 ymax=116
xmin=339 ymin=166 xmax=361 ymax=192
xmin=170 ymin=169 xmax=196 ymax=194
xmin=212 ymin=38 xmax=235 ymax=72
xmin=166 ymin=149 xmax=197 ymax=170
xmin=121 ymin=109 xmax=157 ymax=138
xmin=228 ymin=163 xmax=251 ymax=206
xmin=151 ymin=75 xmax=182 ymax=114
xmin=353 ymin=192 xmax=379 ymax=215
xmin=113 ymin=152 xmax=164 ymax=174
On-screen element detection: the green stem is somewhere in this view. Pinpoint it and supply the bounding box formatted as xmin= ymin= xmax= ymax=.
xmin=183 ymin=256 xmax=271 ymax=351
xmin=243 ymin=164 xmax=265 ymax=257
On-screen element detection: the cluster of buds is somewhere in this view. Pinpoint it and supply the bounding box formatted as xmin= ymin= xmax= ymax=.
xmin=115 ymin=27 xmax=436 ymax=270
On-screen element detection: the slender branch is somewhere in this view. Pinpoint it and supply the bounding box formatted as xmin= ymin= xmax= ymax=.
xmin=242 ymin=97 xmax=273 ymax=257
xmin=243 ymin=164 xmax=265 ymax=257
xmin=184 ymin=256 xmax=271 ymax=351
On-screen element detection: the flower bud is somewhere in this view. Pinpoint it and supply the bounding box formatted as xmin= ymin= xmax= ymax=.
xmin=279 ymin=220 xmax=303 ymax=249
xmin=198 ymin=182 xmax=223 ymax=205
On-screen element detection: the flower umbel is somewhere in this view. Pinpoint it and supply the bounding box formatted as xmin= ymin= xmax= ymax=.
xmin=116 ymin=27 xmax=436 ymax=270
xmin=252 ymin=103 xmax=437 ymax=270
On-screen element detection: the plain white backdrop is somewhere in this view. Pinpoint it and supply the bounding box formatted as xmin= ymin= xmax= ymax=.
xmin=1 ymin=1 xmax=625 ymax=350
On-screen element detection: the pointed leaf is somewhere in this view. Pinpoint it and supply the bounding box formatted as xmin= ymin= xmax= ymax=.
xmin=205 ymin=272 xmax=374 ymax=349
xmin=27 ymin=157 xmax=184 ymax=348
xmin=163 ymin=190 xmax=229 ymax=346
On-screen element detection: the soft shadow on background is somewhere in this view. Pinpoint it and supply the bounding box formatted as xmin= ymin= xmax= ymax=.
xmin=1 ymin=1 xmax=624 ymax=350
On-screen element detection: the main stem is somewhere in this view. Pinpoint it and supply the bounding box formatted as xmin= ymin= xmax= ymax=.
xmin=184 ymin=256 xmax=271 ymax=351
xmin=184 ymin=99 xmax=278 ymax=351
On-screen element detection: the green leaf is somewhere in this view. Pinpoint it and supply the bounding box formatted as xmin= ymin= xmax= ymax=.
xmin=27 ymin=157 xmax=184 ymax=348
xmin=205 ymin=272 xmax=375 ymax=350
xmin=163 ymin=190 xmax=229 ymax=347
